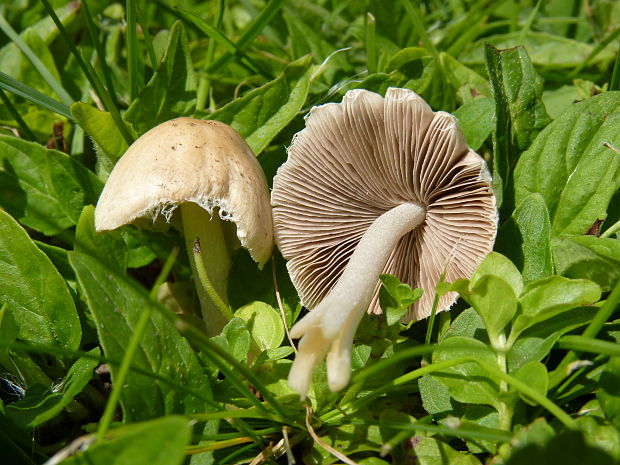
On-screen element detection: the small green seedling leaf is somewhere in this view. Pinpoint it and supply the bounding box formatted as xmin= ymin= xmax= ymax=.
xmin=470 ymin=252 xmax=524 ymax=297
xmin=468 ymin=274 xmax=518 ymax=344
xmin=235 ymin=301 xmax=284 ymax=351
xmin=379 ymin=274 xmax=423 ymax=326
xmin=514 ymin=361 xmax=548 ymax=406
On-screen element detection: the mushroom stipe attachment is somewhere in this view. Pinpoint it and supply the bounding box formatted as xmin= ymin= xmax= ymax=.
xmin=271 ymin=88 xmax=497 ymax=398
xmin=95 ymin=118 xmax=273 ymax=336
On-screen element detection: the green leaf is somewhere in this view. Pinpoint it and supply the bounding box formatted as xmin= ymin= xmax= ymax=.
xmin=470 ymin=252 xmax=524 ymax=297
xmin=514 ymin=276 xmax=601 ymax=334
xmin=439 ymin=52 xmax=491 ymax=102
xmin=412 ymin=436 xmax=483 ymax=465
xmin=453 ymin=97 xmax=494 ymax=150
xmin=208 ymin=55 xmax=313 ymax=155
xmin=485 ymin=44 xmax=551 ymax=211
xmin=431 ymin=336 xmax=500 ymax=408
xmin=71 ymin=103 xmax=130 ymax=177
xmin=498 ymin=193 xmax=553 ymax=282
xmin=74 ymin=205 xmax=127 ymax=274
xmin=0 ymin=136 xmax=103 ymax=235
xmin=235 ymin=301 xmax=284 ymax=351
xmin=514 ymin=361 xmax=547 ymax=406
xmin=0 ymin=209 xmax=80 ymax=350
xmin=598 ymin=357 xmax=620 ymax=430
xmin=69 ymin=252 xmax=214 ymax=420
xmin=210 ymin=318 xmax=251 ymax=365
xmin=552 ymin=235 xmax=620 ymax=292
xmin=514 ymin=92 xmax=620 ymax=236
xmin=385 ymin=47 xmax=436 ymax=95
xmin=124 ymin=21 xmax=196 ymax=135
xmin=464 ymin=275 xmax=518 ymax=343
xmin=5 ymin=348 xmax=99 ymax=429
xmin=60 ymin=416 xmax=191 ymax=465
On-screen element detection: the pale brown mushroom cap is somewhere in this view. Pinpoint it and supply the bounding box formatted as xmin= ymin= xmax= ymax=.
xmin=95 ymin=117 xmax=273 ymax=265
xmin=271 ymin=88 xmax=497 ymax=321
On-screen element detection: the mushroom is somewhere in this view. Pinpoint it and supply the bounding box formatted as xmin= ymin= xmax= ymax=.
xmin=95 ymin=117 xmax=273 ymax=335
xmin=271 ymin=88 xmax=497 ymax=397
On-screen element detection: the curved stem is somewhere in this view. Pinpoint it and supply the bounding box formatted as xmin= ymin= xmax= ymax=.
xmin=289 ymin=202 xmax=426 ymax=397
xmin=181 ymin=202 xmax=232 ymax=336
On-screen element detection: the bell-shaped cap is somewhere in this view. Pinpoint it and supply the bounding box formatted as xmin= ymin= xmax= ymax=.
xmin=271 ymin=88 xmax=497 ymax=320
xmin=95 ymin=117 xmax=273 ymax=266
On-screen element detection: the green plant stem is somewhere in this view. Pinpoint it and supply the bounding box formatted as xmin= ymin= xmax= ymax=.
xmin=601 ymin=217 xmax=620 ymax=238
xmin=611 ymin=41 xmax=620 ymax=91
xmin=95 ymin=247 xmax=179 ymax=443
xmin=196 ymin=0 xmax=224 ymax=111
xmin=181 ymin=203 xmax=233 ymax=335
xmin=365 ymin=12 xmax=377 ymax=74
xmin=550 ymin=279 xmax=620 ymax=390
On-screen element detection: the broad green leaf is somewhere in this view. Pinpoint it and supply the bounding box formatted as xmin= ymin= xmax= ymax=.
xmin=60 ymin=416 xmax=191 ymax=465
xmin=235 ymin=301 xmax=284 ymax=351
xmin=441 ymin=307 xmax=485 ymax=341
xmin=208 ymin=55 xmax=313 ymax=155
xmin=597 ymin=357 xmax=620 ymax=430
xmin=0 ymin=209 xmax=80 ymax=350
xmin=0 ymin=136 xmax=103 ymax=235
xmin=485 ymin=44 xmax=551 ymax=211
xmin=507 ymin=335 xmax=560 ymax=373
xmin=514 ymin=361 xmax=547 ymax=406
xmin=125 ymin=21 xmax=196 ymax=135
xmin=470 ymin=252 xmax=524 ymax=297
xmin=69 ymin=252 xmax=214 ymax=420
xmin=575 ymin=413 xmax=620 ymax=463
xmin=453 ymin=97 xmax=494 ymax=150
xmin=497 ymin=193 xmax=553 ymax=282
xmin=552 ymin=235 xmax=620 ymax=292
xmin=432 ymin=336 xmax=500 ymax=408
xmin=74 ymin=206 xmax=127 ymax=274
xmin=515 ymin=92 xmax=620 ymax=236
xmin=71 ymin=103 xmax=130 ymax=177
xmin=5 ymin=348 xmax=99 ymax=429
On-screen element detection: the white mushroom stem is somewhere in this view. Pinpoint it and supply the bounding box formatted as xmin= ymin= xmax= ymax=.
xmin=180 ymin=202 xmax=233 ymax=336
xmin=288 ymin=202 xmax=426 ymax=398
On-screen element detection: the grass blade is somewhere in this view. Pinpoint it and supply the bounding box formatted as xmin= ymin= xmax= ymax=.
xmin=0 ymin=71 xmax=72 ymax=118
xmin=0 ymin=13 xmax=73 ymax=105
xmin=557 ymin=335 xmax=620 ymax=357
xmin=611 ymin=41 xmax=620 ymax=90
xmin=365 ymin=12 xmax=377 ymax=74
xmin=196 ymin=0 xmax=225 ymax=111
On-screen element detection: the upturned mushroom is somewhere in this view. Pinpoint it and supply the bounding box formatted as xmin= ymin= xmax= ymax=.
xmin=95 ymin=117 xmax=273 ymax=335
xmin=271 ymin=88 xmax=497 ymax=397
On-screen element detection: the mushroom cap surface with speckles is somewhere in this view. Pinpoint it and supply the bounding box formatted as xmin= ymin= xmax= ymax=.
xmin=95 ymin=117 xmax=273 ymax=266
xmin=271 ymin=88 xmax=497 ymax=321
